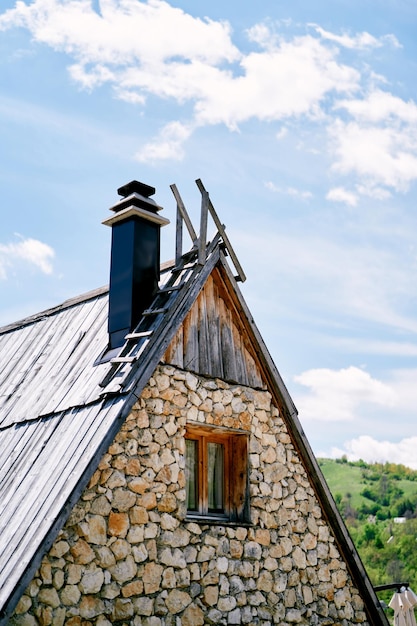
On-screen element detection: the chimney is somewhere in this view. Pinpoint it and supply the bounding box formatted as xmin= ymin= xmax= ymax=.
xmin=103 ymin=181 xmax=170 ymax=349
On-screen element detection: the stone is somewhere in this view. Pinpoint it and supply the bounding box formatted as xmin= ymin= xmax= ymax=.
xmin=133 ymin=596 xmax=154 ymax=615
xmin=218 ymin=596 xmax=237 ymax=612
xmin=106 ymin=470 xmax=126 ymax=488
xmin=108 ymin=511 xmax=129 ymax=537
xmin=66 ymin=564 xmax=82 ymax=585
xmin=122 ymin=580 xmax=144 ymax=597
xmin=112 ymin=598 xmax=134 ymax=620
xmin=244 ymin=541 xmax=262 ymax=560
xmin=38 ymin=588 xmax=60 ymax=608
xmin=182 ymin=604 xmax=205 ymax=626
xmin=84 ymin=515 xmax=107 ymax=545
xmin=60 ymin=584 xmax=81 ymax=606
xmin=53 ymin=570 xmax=64 ymax=590
xmin=203 ymin=585 xmax=219 ymax=606
xmin=110 ymin=555 xmax=137 ymax=583
xmin=49 ymin=541 xmax=70 ymax=559
xmin=79 ymin=596 xmax=105 ymax=619
xmin=143 ymin=563 xmax=164 ymax=594
xmin=90 ymin=495 xmax=112 ymax=516
xmin=96 ymin=546 xmax=116 ymax=568
xmin=110 ymin=538 xmax=131 ymax=560
xmin=130 ymin=505 xmax=149 ymax=524
xmin=14 ymin=595 xmax=32 ymax=614
xmin=165 ymin=589 xmax=192 ymax=614
xmin=79 ymin=567 xmax=104 ymax=594
xmin=112 ymin=488 xmax=137 ymax=511
xmin=70 ymin=539 xmax=95 ymax=564
xmin=158 ymin=493 xmax=177 ymax=513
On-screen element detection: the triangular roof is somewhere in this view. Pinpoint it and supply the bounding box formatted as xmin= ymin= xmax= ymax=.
xmin=0 ymin=183 xmax=387 ymax=625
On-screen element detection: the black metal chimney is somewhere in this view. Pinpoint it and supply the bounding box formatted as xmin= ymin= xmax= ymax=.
xmin=103 ymin=181 xmax=170 ymax=349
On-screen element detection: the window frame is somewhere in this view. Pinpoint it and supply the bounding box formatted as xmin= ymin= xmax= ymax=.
xmin=185 ymin=424 xmax=250 ymax=523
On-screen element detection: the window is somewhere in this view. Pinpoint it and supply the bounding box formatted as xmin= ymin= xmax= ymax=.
xmin=185 ymin=425 xmax=249 ymax=523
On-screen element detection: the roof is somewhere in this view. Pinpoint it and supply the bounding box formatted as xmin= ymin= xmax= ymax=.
xmin=0 ymin=183 xmax=388 ymax=626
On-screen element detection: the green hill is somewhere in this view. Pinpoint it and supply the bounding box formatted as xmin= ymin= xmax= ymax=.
xmin=318 ymin=458 xmax=417 ymax=614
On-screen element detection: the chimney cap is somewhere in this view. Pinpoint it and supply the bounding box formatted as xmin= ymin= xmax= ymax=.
xmin=117 ymin=180 xmax=155 ymax=199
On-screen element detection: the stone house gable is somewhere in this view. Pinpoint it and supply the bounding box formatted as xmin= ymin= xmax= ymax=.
xmin=0 ymin=180 xmax=388 ymax=626
xmin=11 ymin=364 xmax=370 ymax=626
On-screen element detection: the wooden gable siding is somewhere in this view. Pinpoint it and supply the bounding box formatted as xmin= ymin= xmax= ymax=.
xmin=163 ymin=268 xmax=265 ymax=388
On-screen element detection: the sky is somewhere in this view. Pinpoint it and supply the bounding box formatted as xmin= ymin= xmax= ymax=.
xmin=1 ymin=0 xmax=417 ymax=467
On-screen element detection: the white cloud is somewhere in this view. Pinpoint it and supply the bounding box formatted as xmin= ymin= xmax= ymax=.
xmin=355 ymin=184 xmax=391 ymax=200
xmin=0 ymin=0 xmax=239 ymax=66
xmin=330 ymin=435 xmax=417 ymax=469
xmin=294 ymin=366 xmax=396 ymax=422
xmin=265 ymin=181 xmax=312 ymax=200
xmin=329 ymin=90 xmax=417 ymax=193
xmin=194 ymin=35 xmax=359 ymax=128
xmin=311 ymin=24 xmax=400 ymax=50
xmin=1 ymin=0 xmax=416 ymax=195
xmin=326 ymin=187 xmax=357 ymax=206
xmin=134 ymin=120 xmax=192 ymax=162
xmin=0 ymin=2 xmax=359 ymax=130
xmin=336 ymin=90 xmax=417 ymax=124
xmin=0 ymin=236 xmax=55 ymax=278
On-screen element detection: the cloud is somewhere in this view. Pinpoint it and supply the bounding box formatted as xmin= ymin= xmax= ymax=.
xmin=1 ymin=1 xmax=416 ymax=196
xmin=0 ymin=0 xmax=239 ymax=66
xmin=329 ymin=90 xmax=417 ymax=193
xmin=265 ymin=181 xmax=312 ymax=200
xmin=0 ymin=236 xmax=55 ymax=278
xmin=294 ymin=366 xmax=396 ymax=422
xmin=330 ymin=435 xmax=417 ymax=469
xmin=326 ymin=187 xmax=357 ymax=206
xmin=194 ymin=35 xmax=359 ymax=128
xmin=134 ymin=120 xmax=192 ymax=162
xmin=311 ymin=24 xmax=401 ymax=50
xmin=0 ymin=2 xmax=359 ymax=128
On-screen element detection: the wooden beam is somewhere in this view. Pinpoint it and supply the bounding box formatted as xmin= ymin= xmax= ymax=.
xmin=195 ymin=178 xmax=246 ymax=283
xmin=175 ymin=205 xmax=183 ymax=266
xmin=170 ymin=184 xmax=198 ymax=246
xmin=198 ymin=189 xmax=209 ymax=265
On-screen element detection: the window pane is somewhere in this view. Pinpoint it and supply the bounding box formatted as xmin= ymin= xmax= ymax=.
xmin=207 ymin=442 xmax=224 ymax=512
xmin=186 ymin=439 xmax=198 ymax=510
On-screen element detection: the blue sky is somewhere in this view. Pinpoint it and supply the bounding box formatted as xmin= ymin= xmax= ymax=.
xmin=1 ymin=0 xmax=417 ymax=466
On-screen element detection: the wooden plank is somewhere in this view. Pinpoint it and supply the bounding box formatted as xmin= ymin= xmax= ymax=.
xmin=232 ymin=320 xmax=248 ymax=386
xmin=230 ymin=434 xmax=250 ymax=522
xmin=142 ymin=307 xmax=168 ymax=316
xmin=163 ymin=325 xmax=184 ymax=368
xmin=219 ymin=298 xmax=237 ymax=383
xmin=183 ymin=301 xmax=199 ymax=372
xmin=195 ymin=178 xmax=246 ymax=282
xmin=204 ymin=275 xmax=223 ymax=379
xmin=197 ymin=289 xmax=210 ymax=375
xmin=170 ymin=184 xmax=198 ymax=245
xmin=175 ymin=204 xmax=183 ymax=266
xmin=125 ymin=331 xmax=153 ymax=339
xmin=198 ymin=189 xmax=208 ymax=265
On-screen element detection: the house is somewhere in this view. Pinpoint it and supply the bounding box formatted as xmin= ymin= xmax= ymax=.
xmin=0 ymin=180 xmax=388 ymax=625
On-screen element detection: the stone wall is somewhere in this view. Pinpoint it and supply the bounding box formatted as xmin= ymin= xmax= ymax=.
xmin=11 ymin=364 xmax=369 ymax=626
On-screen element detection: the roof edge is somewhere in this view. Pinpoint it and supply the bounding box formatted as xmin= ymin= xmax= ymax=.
xmin=0 ymin=260 xmax=176 ymax=337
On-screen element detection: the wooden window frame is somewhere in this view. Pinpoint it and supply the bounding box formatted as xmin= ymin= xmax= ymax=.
xmin=185 ymin=424 xmax=250 ymax=523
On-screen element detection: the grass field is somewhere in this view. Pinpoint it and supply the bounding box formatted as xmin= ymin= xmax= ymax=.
xmin=318 ymin=458 xmax=417 ymax=514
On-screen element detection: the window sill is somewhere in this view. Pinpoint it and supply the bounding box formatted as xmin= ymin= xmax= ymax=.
xmin=185 ymin=514 xmax=252 ymax=527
